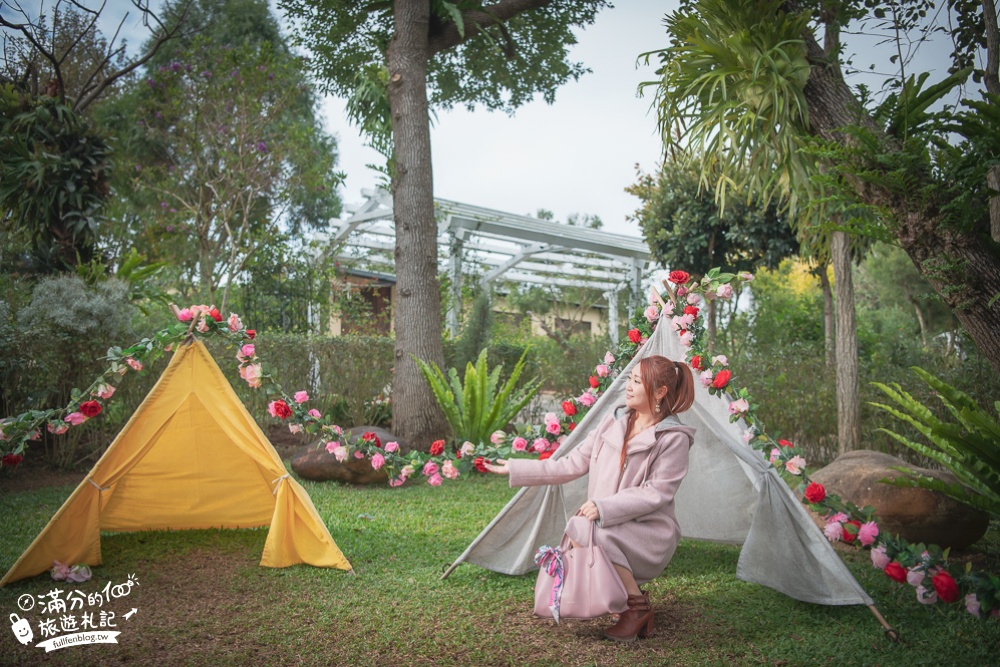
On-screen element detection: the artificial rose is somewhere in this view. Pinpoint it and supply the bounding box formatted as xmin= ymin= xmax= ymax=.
xmin=965 ymin=593 xmax=981 ymax=617
xmin=769 ymin=448 xmax=781 ymax=464
xmin=562 ymin=400 xmax=577 ymax=416
xmin=871 ymin=545 xmax=890 ymax=570
xmin=268 ymin=400 xmax=292 ymax=420
xmin=293 ymin=391 xmax=309 ymax=404
xmin=308 ymin=409 xmax=322 ymax=419
xmin=828 ymin=511 xmax=849 ymax=524
xmin=473 ymin=456 xmax=488 ymax=473
xmin=362 ymin=431 xmax=382 ymax=447
xmin=668 ymin=270 xmax=690 ymax=284
xmin=690 ymin=355 xmax=703 ymax=371
xmin=568 ymin=422 xmax=576 ymax=431
xmin=176 ymin=308 xmax=193 ymax=322
xmin=858 ymin=521 xmax=879 ymax=547
xmin=777 ymin=439 xmax=794 ymax=448
xmin=459 ymin=441 xmax=475 ymax=458
xmin=578 ymin=391 xmax=596 ymax=407
xmin=354 ymin=451 xmax=365 ymax=459
xmin=716 ymin=284 xmax=734 ymax=299
xmin=490 ymin=430 xmax=506 ymax=444
xmin=246 ymin=329 xmax=256 ymax=339
xmin=738 ymin=272 xmax=754 ymax=282
xmin=742 ymin=430 xmax=754 ymax=444
xmin=589 ymin=376 xmax=600 ymax=388
xmin=677 ymin=313 xmax=695 ymax=328
xmin=785 ymin=455 xmax=806 ymax=475
xmin=728 ymin=398 xmax=750 ymax=415
xmin=442 ymin=460 xmax=459 ymax=480
xmin=385 ymin=441 xmax=399 ymax=453
xmin=388 ymin=477 xmax=406 ymax=487
xmin=208 ymin=307 xmax=222 ymax=322
xmin=683 ymin=305 xmax=699 ymax=319
xmin=532 ymin=438 xmax=550 ymax=452
xmin=711 ymin=370 xmax=732 ymax=389
xmin=228 ymin=313 xmax=242 ymax=332
xmin=644 ymin=305 xmax=660 ymax=322
xmin=79 ymin=400 xmax=102 ymax=418
xmin=370 ymin=453 xmax=386 ymax=470
xmin=512 ymin=437 xmax=528 ymax=452
xmin=539 ymin=451 xmax=554 ymax=460
xmin=427 ymin=473 xmax=443 ymax=486
xmin=711 ymin=355 xmax=728 ymax=366
xmin=197 ymin=319 xmax=210 ymax=333
xmin=288 ymin=424 xmax=303 ymax=434
xmin=1 ymin=453 xmax=23 ymax=468
xmin=96 ymin=384 xmax=115 ymax=400
xmin=932 ymin=571 xmax=959 ymax=603
xmin=916 ymin=585 xmax=938 ymax=605
xmin=400 ymin=464 xmax=416 ymax=479
xmin=242 ymin=363 xmax=263 ymax=388
xmin=64 ymin=412 xmax=87 ymax=426
xmin=546 ymin=421 xmax=561 ymax=435
xmin=422 ymin=461 xmax=439 ymax=476
xmin=627 ymin=328 xmax=642 ymax=343
xmin=604 ymin=351 xmax=615 ymax=364
xmin=126 ymin=357 xmax=143 ymax=371
xmin=804 ymin=482 xmax=826 ymax=504
xmin=841 ymin=520 xmax=861 ymax=544
xmin=884 ymin=562 xmax=907 ymax=583
xmin=677 ymin=286 xmax=688 ymax=297
xmin=679 ymin=331 xmax=694 ymax=347
xmin=47 ymin=422 xmax=69 ymax=435
xmin=823 ymin=521 xmax=842 ymax=542
xmin=331 ymin=445 xmax=349 ymax=462
xmin=595 ymin=364 xmax=609 ymax=377
xmin=430 ymin=440 xmax=445 ymax=456
xmin=700 ymin=370 xmax=714 ymax=387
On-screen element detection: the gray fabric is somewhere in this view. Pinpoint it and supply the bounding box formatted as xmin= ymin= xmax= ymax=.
xmin=450 ymin=313 xmax=873 ymax=606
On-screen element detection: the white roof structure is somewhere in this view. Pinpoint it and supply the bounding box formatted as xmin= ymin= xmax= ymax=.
xmin=313 ymin=189 xmax=656 ymax=343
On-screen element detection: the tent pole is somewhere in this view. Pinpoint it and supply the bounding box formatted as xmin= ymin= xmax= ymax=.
xmin=867 ymin=605 xmax=899 ymax=642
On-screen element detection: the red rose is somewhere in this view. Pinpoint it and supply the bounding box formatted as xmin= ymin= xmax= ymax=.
xmin=429 ymin=440 xmax=445 ymax=456
xmin=539 ymin=450 xmax=554 ymax=460
xmin=884 ymin=562 xmax=907 ymax=583
xmin=79 ymin=400 xmax=103 ymax=418
xmin=362 ymin=431 xmax=382 ymax=448
xmin=668 ymin=270 xmax=690 ymax=284
xmin=208 ymin=307 xmax=222 ymax=322
xmin=683 ymin=305 xmax=699 ymax=318
xmin=562 ymin=400 xmax=577 ymax=416
xmin=777 ymin=439 xmax=794 ymax=448
xmin=931 ymin=570 xmax=959 ymax=603
xmin=841 ymin=520 xmax=861 ymax=543
xmin=627 ymin=328 xmax=642 ymax=343
xmin=589 ymin=376 xmax=600 ymax=388
xmin=568 ymin=422 xmax=576 ymax=431
xmin=690 ymin=355 xmax=703 ymax=371
xmin=271 ymin=400 xmax=293 ymax=420
xmin=804 ymin=482 xmax=826 ymax=504
xmin=473 ymin=456 xmax=488 ymax=473
xmin=711 ymin=369 xmax=732 ymax=389
xmin=1 ymin=453 xmax=23 ymax=468
xmin=246 ymin=329 xmax=256 ymax=339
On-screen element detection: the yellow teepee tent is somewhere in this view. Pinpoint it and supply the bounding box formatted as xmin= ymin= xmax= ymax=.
xmin=1 ymin=339 xmax=351 ymax=586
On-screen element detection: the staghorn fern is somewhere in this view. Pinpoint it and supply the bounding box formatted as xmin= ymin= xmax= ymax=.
xmin=871 ymin=367 xmax=1000 ymax=520
xmin=414 ymin=348 xmax=540 ymax=448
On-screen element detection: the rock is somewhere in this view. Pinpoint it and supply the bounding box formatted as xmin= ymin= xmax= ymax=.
xmin=289 ymin=426 xmax=406 ymax=485
xmin=810 ymin=450 xmax=990 ymax=550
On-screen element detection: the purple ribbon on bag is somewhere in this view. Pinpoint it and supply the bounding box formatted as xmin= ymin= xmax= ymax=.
xmin=534 ymin=545 xmax=564 ymax=623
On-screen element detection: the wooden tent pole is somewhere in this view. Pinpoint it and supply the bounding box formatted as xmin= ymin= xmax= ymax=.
xmin=867 ymin=605 xmax=899 ymax=642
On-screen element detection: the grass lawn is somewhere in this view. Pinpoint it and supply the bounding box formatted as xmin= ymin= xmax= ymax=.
xmin=1 ymin=473 xmax=998 ymax=666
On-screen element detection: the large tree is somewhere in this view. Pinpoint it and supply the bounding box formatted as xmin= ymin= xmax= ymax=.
xmin=279 ymin=0 xmax=607 ymax=447
xmin=647 ymin=0 xmax=1000 ymax=376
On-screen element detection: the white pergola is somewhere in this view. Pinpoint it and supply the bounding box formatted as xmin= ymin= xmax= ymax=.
xmin=313 ymin=189 xmax=656 ymax=344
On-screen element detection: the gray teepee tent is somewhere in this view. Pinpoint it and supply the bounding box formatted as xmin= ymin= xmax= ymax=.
xmin=444 ymin=311 xmax=887 ymax=621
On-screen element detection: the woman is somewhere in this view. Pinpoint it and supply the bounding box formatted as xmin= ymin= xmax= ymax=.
xmin=486 ymin=355 xmax=696 ymax=642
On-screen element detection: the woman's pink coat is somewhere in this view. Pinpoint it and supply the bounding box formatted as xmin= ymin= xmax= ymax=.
xmin=508 ymin=410 xmax=696 ymax=584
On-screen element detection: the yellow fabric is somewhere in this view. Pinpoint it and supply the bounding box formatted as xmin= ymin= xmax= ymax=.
xmin=1 ymin=340 xmax=351 ymax=587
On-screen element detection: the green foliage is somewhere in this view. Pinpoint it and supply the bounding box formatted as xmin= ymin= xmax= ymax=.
xmin=872 ymin=368 xmax=1000 ymax=520
xmin=414 ymin=348 xmax=540 ymax=447
xmin=0 ymin=85 xmax=111 ymax=272
xmin=453 ymin=290 xmax=493 ymax=371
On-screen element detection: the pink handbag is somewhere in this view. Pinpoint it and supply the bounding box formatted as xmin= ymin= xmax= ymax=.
xmin=533 ymin=521 xmax=628 ymax=622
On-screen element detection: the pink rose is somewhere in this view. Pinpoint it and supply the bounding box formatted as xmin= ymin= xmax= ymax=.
xmin=711 ymin=355 xmax=728 ymax=366
xmin=679 ymin=313 xmax=695 ymax=328
xmin=371 ymin=453 xmax=385 ymax=470
xmin=544 ymin=412 xmax=558 ymax=424
xmin=965 ymin=593 xmax=981 ymax=617
xmin=716 ymin=284 xmax=734 ymax=299
xmin=288 ymin=424 xmax=303 ymax=434
xmin=64 ymin=412 xmax=87 ymax=426
xmin=827 ymin=512 xmax=848 ymax=524
xmin=604 ymin=351 xmax=615 ymax=364
xmin=308 ymin=409 xmax=322 ymax=418
xmin=669 ymin=315 xmax=685 ymax=332
xmin=47 ymin=422 xmax=70 ymax=435
xmin=769 ymin=448 xmax=781 ymax=464
xmin=96 ymin=384 xmax=115 ymax=399
xmin=422 ymin=461 xmax=439 ymax=477
xmin=676 ymin=286 xmax=688 ymax=297
xmin=679 ymin=331 xmax=694 ymax=347
xmin=332 ymin=446 xmax=348 ymax=462
xmin=242 ymin=363 xmax=263 ymax=388
xmin=700 ymin=370 xmax=714 ymax=387
xmin=459 ymin=441 xmax=475 ymax=458
xmin=389 ymin=477 xmax=406 ymax=487
xmin=545 ymin=421 xmax=561 ymax=435
xmin=353 ymin=451 xmax=365 ymax=459
xmin=196 ymin=319 xmax=210 ymax=333
xmin=595 ymin=364 xmax=609 ymax=378
xmin=427 ymin=472 xmax=443 ymax=486
xmin=442 ymin=460 xmax=459 ymax=480
xmin=578 ymin=391 xmax=596 ymax=407
xmin=785 ymin=455 xmax=806 ymax=475
xmin=228 ymin=313 xmax=242 ymax=332
xmin=728 ymin=398 xmax=749 ymax=415
xmin=177 ymin=307 xmax=193 ymax=322
xmin=858 ymin=521 xmax=879 ymax=547
xmin=871 ymin=545 xmax=890 ymax=570
xmin=823 ymin=522 xmax=842 ymax=542
xmin=294 ymin=391 xmax=309 ymax=404
xmin=400 ymin=464 xmax=415 ymax=479
xmin=126 ymin=357 xmax=143 ymax=371
xmin=662 ymin=300 xmax=675 ymax=315
xmin=532 ymin=438 xmax=550 ymax=452
xmin=490 ymin=430 xmax=506 ymax=445
xmin=644 ymin=305 xmax=660 ymax=322
xmin=325 ymin=441 xmax=339 ymax=453
xmin=385 ymin=441 xmax=399 ymax=453
xmin=739 ymin=272 xmax=754 ymax=282
xmin=907 ymin=567 xmax=925 ymax=588
xmin=241 ymin=344 xmax=255 ymax=359
xmin=686 ymin=292 xmax=700 ymax=305
xmin=742 ymin=430 xmax=754 ymax=444
xmin=512 ymin=437 xmax=528 ymax=452
xmin=916 ymin=585 xmax=937 ymax=605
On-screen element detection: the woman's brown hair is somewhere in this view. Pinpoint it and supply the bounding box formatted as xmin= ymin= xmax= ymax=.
xmin=621 ymin=356 xmax=695 ymax=469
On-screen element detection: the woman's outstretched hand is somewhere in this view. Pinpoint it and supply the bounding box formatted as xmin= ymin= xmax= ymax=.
xmin=483 ymin=459 xmax=509 ymax=475
xmin=577 ymin=500 xmax=600 ymax=522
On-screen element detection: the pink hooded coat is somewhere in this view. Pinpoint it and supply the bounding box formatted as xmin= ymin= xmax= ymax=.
xmin=508 ymin=410 xmax=696 ymax=585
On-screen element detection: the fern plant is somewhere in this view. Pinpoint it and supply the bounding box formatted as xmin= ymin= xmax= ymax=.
xmin=871 ymin=367 xmax=1000 ymax=520
xmin=414 ymin=348 xmax=540 ymax=447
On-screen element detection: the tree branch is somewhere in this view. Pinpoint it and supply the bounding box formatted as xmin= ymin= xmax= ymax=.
xmin=427 ymin=0 xmax=557 ymax=56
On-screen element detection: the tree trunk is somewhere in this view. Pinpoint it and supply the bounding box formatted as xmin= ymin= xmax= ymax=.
xmin=792 ymin=18 xmax=1000 ymax=373
xmin=817 ymin=263 xmax=834 ymax=367
xmin=983 ymin=0 xmax=1000 ymax=241
xmin=387 ymin=0 xmax=448 ymax=450
xmin=832 ymin=230 xmax=860 ymax=455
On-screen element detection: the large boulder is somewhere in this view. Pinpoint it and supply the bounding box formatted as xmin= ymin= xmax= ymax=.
xmin=289 ymin=426 xmax=406 ymax=485
xmin=809 ymin=450 xmax=990 ymax=550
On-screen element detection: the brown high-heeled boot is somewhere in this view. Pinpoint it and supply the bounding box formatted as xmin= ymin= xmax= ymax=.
xmin=603 ymin=592 xmax=654 ymax=642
